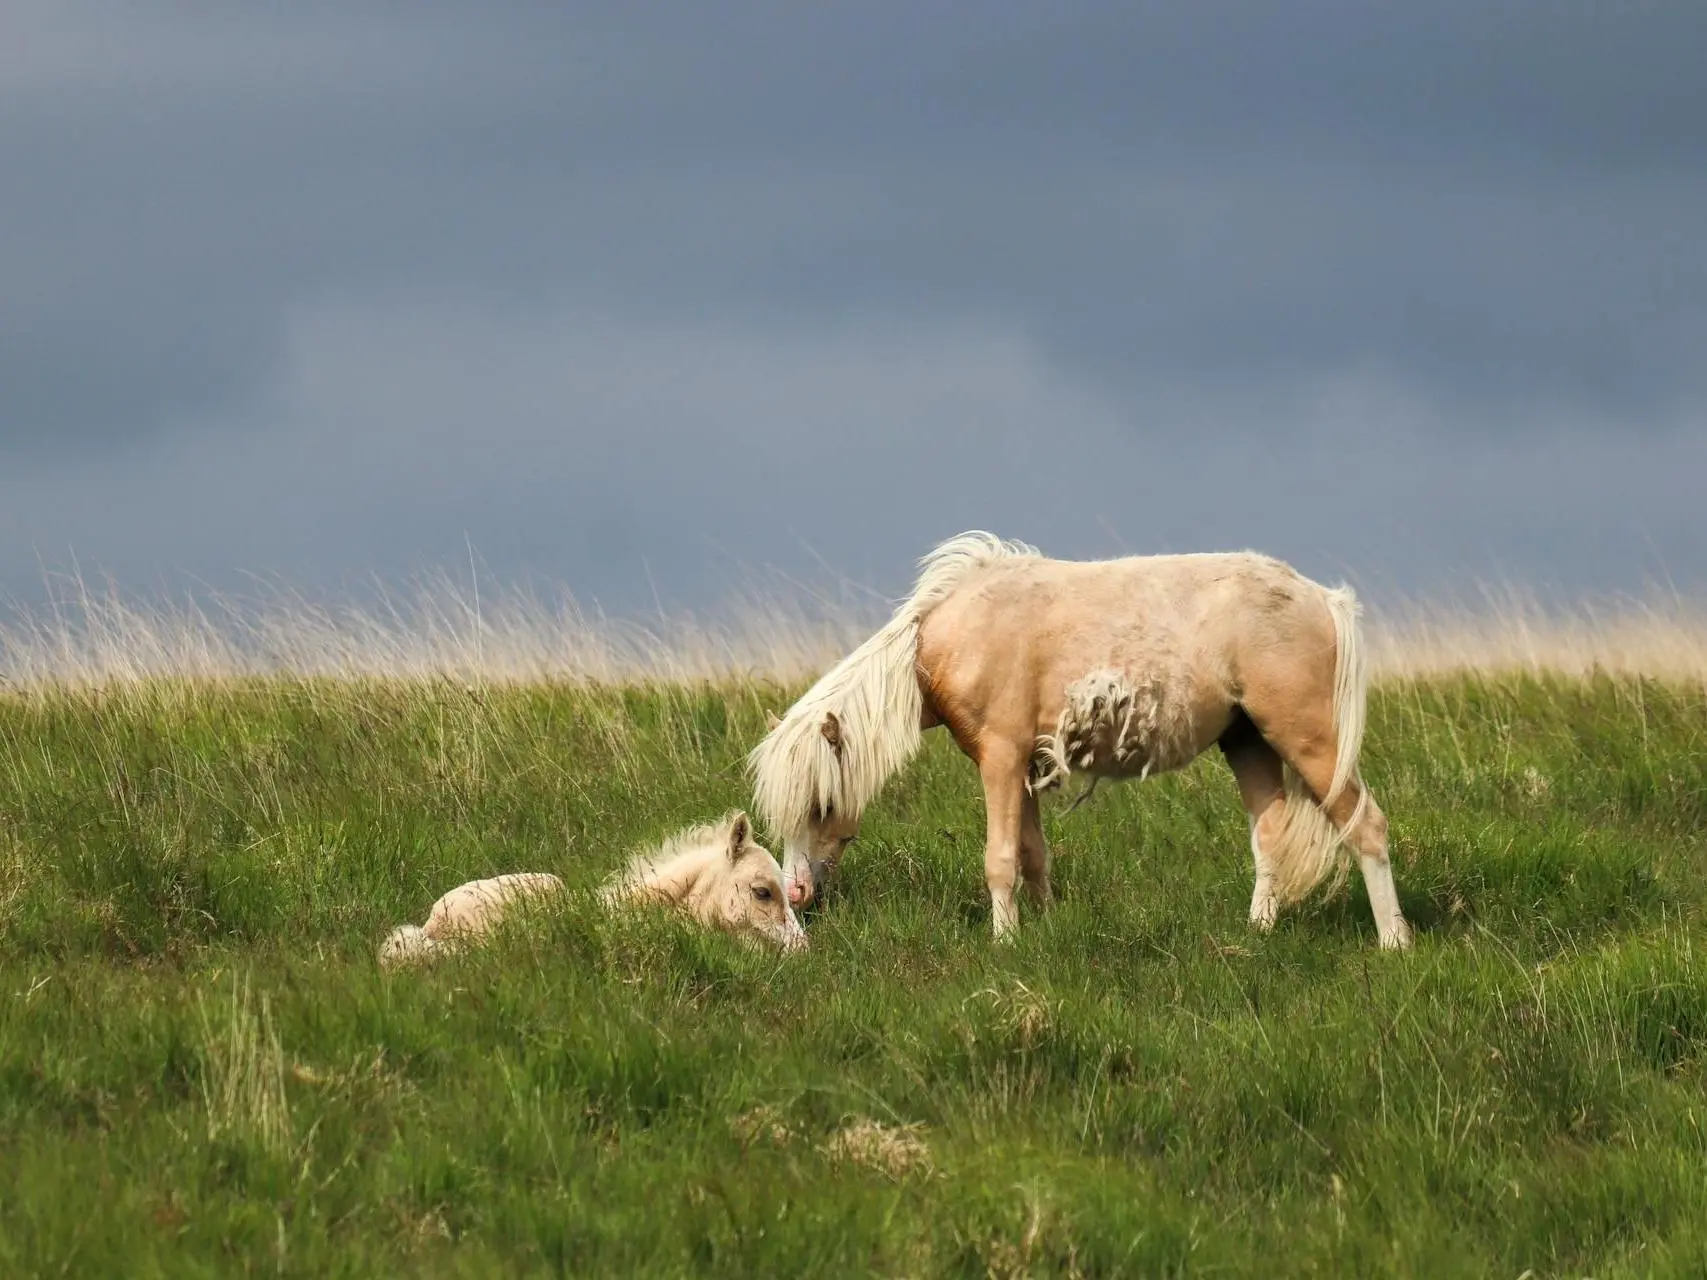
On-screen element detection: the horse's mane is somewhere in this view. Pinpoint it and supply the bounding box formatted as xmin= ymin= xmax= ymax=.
xmin=746 ymin=531 xmax=1041 ymax=841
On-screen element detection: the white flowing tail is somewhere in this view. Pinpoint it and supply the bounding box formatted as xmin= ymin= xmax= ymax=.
xmin=1264 ymin=584 xmax=1371 ymax=905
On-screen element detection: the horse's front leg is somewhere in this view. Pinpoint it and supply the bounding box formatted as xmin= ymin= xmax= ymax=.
xmin=1018 ymin=791 xmax=1052 ymax=910
xmin=979 ymin=746 xmax=1029 ymax=941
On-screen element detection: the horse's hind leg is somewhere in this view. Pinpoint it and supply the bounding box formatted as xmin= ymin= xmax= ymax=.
xmin=1326 ymin=781 xmax=1408 ymax=950
xmin=1351 ymin=791 xmax=1409 ymax=949
xmin=1219 ymin=713 xmax=1285 ymax=930
xmin=1253 ymin=719 xmax=1411 ymax=949
xmin=1018 ymin=791 xmax=1052 ymax=909
xmin=1234 ymin=679 xmax=1413 ymax=950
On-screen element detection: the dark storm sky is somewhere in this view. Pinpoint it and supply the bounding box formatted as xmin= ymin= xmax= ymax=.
xmin=4 ymin=2 xmax=1704 ymax=615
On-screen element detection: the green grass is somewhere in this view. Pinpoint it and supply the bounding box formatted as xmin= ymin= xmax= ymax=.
xmin=1 ymin=672 xmax=1705 ymax=1276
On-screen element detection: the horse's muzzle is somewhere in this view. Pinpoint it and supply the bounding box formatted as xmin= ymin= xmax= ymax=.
xmin=785 ymin=861 xmax=825 ymax=909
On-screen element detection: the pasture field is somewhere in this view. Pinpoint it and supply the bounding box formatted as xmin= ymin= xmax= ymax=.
xmin=1 ymin=592 xmax=1705 ymax=1275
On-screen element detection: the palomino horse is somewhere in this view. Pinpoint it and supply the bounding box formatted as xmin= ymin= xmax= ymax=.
xmin=747 ymin=532 xmax=1412 ymax=949
xmin=378 ymin=810 xmax=807 ymax=966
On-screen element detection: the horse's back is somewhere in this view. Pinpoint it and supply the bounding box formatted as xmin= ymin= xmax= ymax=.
xmin=924 ymin=550 xmax=1322 ymax=659
xmin=917 ymin=549 xmax=1336 ymax=759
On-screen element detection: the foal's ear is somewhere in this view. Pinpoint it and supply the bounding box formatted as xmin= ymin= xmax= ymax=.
xmin=820 ymin=711 xmax=842 ymax=754
xmin=764 ymin=709 xmax=782 ymax=732
xmin=726 ymin=811 xmax=752 ymax=860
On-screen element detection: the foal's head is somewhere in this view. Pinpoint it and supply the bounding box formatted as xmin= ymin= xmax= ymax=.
xmin=707 ymin=811 xmax=809 ymax=953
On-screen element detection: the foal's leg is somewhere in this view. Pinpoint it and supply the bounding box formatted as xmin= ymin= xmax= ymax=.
xmin=979 ymin=744 xmax=1030 ymax=941
xmin=1218 ymin=715 xmax=1285 ymax=931
xmin=1018 ymin=791 xmax=1052 ymax=909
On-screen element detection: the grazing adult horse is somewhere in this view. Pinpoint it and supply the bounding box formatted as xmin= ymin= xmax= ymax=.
xmin=746 ymin=532 xmax=1412 ymax=949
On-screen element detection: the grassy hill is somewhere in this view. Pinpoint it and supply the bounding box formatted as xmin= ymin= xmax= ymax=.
xmin=1 ymin=631 xmax=1705 ymax=1273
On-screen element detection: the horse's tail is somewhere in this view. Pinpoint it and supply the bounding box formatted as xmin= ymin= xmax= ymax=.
xmin=377 ymin=923 xmax=437 ymax=968
xmin=1265 ymin=583 xmax=1370 ymax=906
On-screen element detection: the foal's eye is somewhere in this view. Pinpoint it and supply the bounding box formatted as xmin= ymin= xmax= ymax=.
xmin=752 ymin=885 xmax=773 ymax=901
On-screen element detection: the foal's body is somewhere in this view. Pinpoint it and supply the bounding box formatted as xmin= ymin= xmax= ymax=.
xmin=379 ymin=872 xmax=563 ymax=967
xmin=749 ymin=533 xmax=1411 ymax=949
xmin=378 ymin=811 xmax=807 ymax=967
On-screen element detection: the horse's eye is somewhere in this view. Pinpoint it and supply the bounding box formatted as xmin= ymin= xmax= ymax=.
xmin=752 ymin=885 xmax=773 ymax=901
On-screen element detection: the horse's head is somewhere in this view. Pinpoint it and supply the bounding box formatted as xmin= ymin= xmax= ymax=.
xmin=765 ymin=708 xmax=861 ymax=910
xmin=719 ymin=810 xmax=809 ymax=953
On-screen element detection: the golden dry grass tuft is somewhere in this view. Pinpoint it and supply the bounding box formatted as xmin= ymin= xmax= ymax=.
xmin=819 ymin=1118 xmax=936 ymax=1180
xmin=729 ymin=1103 xmax=796 ymax=1149
xmin=195 ymin=970 xmax=296 ymax=1158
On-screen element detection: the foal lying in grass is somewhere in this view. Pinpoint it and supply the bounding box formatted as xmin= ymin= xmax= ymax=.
xmin=378 ymin=810 xmax=808 ymax=966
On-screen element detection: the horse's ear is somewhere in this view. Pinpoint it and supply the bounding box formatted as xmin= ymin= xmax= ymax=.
xmin=726 ymin=811 xmax=751 ymax=860
xmin=764 ymin=709 xmax=782 ymax=732
xmin=820 ymin=711 xmax=842 ymax=755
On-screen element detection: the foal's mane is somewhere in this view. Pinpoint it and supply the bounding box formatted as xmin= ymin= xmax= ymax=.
xmin=604 ymin=812 xmax=744 ymax=898
xmin=746 ymin=531 xmax=1040 ymax=842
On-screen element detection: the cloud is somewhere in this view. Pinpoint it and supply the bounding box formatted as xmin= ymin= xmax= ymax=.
xmin=3 ymin=299 xmax=1701 ymax=616
xmin=0 ymin=2 xmax=1702 ymax=605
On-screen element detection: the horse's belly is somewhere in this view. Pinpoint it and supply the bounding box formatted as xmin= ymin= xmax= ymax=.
xmin=1026 ymin=665 xmax=1219 ymax=792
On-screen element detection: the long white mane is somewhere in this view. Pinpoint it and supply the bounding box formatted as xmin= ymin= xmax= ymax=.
xmin=746 ymin=531 xmax=1041 ymax=842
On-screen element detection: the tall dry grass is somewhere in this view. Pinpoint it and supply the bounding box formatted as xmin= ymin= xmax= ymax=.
xmin=2 ymin=565 xmax=1703 ymax=690
xmin=1364 ymin=582 xmax=1707 ymax=683
xmin=0 ymin=567 xmax=881 ymax=690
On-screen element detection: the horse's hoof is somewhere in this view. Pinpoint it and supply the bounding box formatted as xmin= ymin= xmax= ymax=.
xmin=1380 ymin=921 xmax=1415 ymax=951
